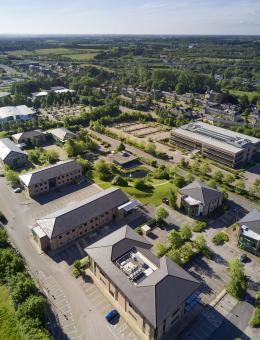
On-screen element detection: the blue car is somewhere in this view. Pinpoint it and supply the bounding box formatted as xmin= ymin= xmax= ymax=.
xmin=105 ymin=309 xmax=119 ymax=322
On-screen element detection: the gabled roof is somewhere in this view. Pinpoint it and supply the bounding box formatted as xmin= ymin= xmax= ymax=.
xmin=0 ymin=138 xmax=27 ymax=161
xmin=36 ymin=188 xmax=129 ymax=239
xmin=86 ymin=226 xmax=200 ymax=328
xmin=237 ymin=209 xmax=260 ymax=234
xmin=180 ymin=181 xmax=222 ymax=205
xmin=12 ymin=129 xmax=45 ymax=143
xmin=49 ymin=127 xmax=76 ymax=142
xmin=0 ymin=105 xmax=36 ymax=119
xmin=19 ymin=159 xmax=81 ymax=187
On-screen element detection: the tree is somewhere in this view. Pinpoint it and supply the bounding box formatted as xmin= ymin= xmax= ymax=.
xmin=179 ymin=224 xmax=192 ymax=241
xmin=117 ymin=142 xmax=126 ymax=152
xmin=234 ymin=179 xmax=245 ymax=194
xmin=192 ymin=221 xmax=207 ymax=232
xmin=194 ymin=235 xmax=207 ymax=251
xmin=155 ymin=242 xmax=168 ymax=257
xmin=0 ymin=248 xmax=25 ymax=282
xmin=184 ymin=172 xmax=193 ymax=184
xmin=95 ymin=159 xmax=113 ymax=181
xmin=167 ymin=248 xmax=182 ymax=266
xmin=45 ymin=149 xmax=59 ymax=164
xmin=17 ymin=295 xmax=46 ymax=323
xmin=155 ymin=206 xmax=169 ymax=222
xmin=8 ymin=272 xmax=37 ymax=307
xmin=145 ymin=142 xmax=156 ymax=155
xmin=167 ymin=230 xmax=183 ymax=249
xmin=112 ymin=175 xmax=128 ymax=187
xmin=179 ymin=243 xmax=194 ymax=263
xmin=5 ymin=169 xmax=19 ymax=187
xmin=226 ymin=258 xmax=247 ymax=299
xmin=168 ymin=188 xmax=177 ymax=209
xmin=223 ymin=173 xmax=235 ymax=186
xmin=199 ymin=162 xmax=211 ymax=176
xmin=76 ymin=156 xmax=93 ymax=174
xmin=249 ymin=179 xmax=260 ymax=197
xmin=212 ymin=170 xmax=223 ymax=183
xmin=0 ymin=228 xmax=9 ymax=248
xmin=207 ymin=178 xmax=217 ymax=189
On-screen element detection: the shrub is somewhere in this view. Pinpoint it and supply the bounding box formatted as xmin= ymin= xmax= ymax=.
xmin=192 ymin=221 xmax=207 ymax=232
xmin=135 ymin=226 xmax=142 ymax=235
xmin=17 ymin=295 xmax=46 ymax=324
xmin=250 ymin=290 xmax=260 ymax=327
xmin=112 ymin=175 xmax=128 ymax=187
xmin=134 ymin=179 xmax=153 ymax=191
xmin=155 ymin=242 xmax=168 ymax=257
xmin=212 ymin=231 xmax=229 ymax=245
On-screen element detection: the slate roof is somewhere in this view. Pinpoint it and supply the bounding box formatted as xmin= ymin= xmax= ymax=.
xmin=0 ymin=138 xmax=27 ymax=161
xmin=19 ymin=159 xmax=81 ymax=187
xmin=49 ymin=127 xmax=76 ymax=142
xmin=179 ymin=181 xmax=223 ymax=205
xmin=86 ymin=225 xmax=200 ymax=328
xmin=237 ymin=209 xmax=260 ymax=234
xmin=36 ymin=188 xmax=129 ymax=239
xmin=12 ymin=129 xmax=45 ymax=143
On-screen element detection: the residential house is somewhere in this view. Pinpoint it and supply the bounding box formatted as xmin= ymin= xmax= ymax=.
xmin=0 ymin=138 xmax=28 ymax=169
xmin=49 ymin=127 xmax=76 ymax=143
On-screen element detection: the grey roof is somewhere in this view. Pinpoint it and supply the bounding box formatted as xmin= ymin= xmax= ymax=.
xmin=0 ymin=138 xmax=27 ymax=161
xmin=19 ymin=159 xmax=81 ymax=187
xmin=12 ymin=129 xmax=45 ymax=143
xmin=237 ymin=209 xmax=260 ymax=234
xmin=0 ymin=105 xmax=36 ymax=119
xmin=180 ymin=181 xmax=223 ymax=205
xmin=49 ymin=127 xmax=76 ymax=142
xmin=86 ymin=226 xmax=200 ymax=328
xmin=37 ymin=188 xmax=129 ymax=239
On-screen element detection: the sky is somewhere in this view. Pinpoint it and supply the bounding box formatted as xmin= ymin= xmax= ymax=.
xmin=0 ymin=0 xmax=259 ymax=35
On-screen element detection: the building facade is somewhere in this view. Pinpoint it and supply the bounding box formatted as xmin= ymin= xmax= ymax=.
xmin=19 ymin=160 xmax=82 ymax=197
xmin=12 ymin=129 xmax=47 ymax=145
xmin=0 ymin=105 xmax=36 ymax=124
xmin=86 ymin=226 xmax=200 ymax=340
xmin=171 ymin=122 xmax=260 ymax=168
xmin=177 ymin=181 xmax=223 ymax=217
xmin=0 ymin=138 xmax=28 ymax=169
xmin=33 ymin=188 xmax=129 ymax=250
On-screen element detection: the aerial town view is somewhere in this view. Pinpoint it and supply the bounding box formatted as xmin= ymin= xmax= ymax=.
xmin=0 ymin=1 xmax=260 ymax=340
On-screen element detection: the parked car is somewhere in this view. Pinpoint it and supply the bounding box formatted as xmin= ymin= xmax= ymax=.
xmin=240 ymin=254 xmax=249 ymax=263
xmin=105 ymin=309 xmax=119 ymax=322
xmin=13 ymin=187 xmax=22 ymax=193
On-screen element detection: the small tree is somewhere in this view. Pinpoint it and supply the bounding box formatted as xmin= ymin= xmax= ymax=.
xmin=112 ymin=175 xmax=128 ymax=187
xmin=226 ymin=258 xmax=247 ymax=299
xmin=168 ymin=188 xmax=177 ymax=209
xmin=194 ymin=235 xmax=207 ymax=251
xmin=223 ymin=173 xmax=235 ymax=186
xmin=117 ymin=142 xmax=126 ymax=152
xmin=167 ymin=230 xmax=183 ymax=249
xmin=212 ymin=170 xmax=223 ymax=183
xmin=234 ymin=179 xmax=245 ymax=195
xmin=179 ymin=223 xmax=192 ymax=241
xmin=155 ymin=206 xmax=169 ymax=222
xmin=155 ymin=242 xmax=168 ymax=258
xmin=5 ymin=170 xmax=19 ymax=187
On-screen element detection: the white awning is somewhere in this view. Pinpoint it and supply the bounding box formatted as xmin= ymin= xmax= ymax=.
xmin=118 ymin=200 xmax=140 ymax=212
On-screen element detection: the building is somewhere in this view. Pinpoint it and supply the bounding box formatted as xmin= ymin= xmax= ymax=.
xmin=0 ymin=138 xmax=27 ymax=168
xmin=19 ymin=160 xmax=82 ymax=197
xmin=0 ymin=91 xmax=11 ymax=98
xmin=171 ymin=122 xmax=260 ymax=168
xmin=33 ymin=188 xmax=129 ymax=250
xmin=85 ymin=225 xmax=200 ymax=340
xmin=177 ymin=181 xmax=223 ymax=217
xmin=0 ymin=105 xmax=36 ymax=124
xmin=108 ymin=151 xmax=140 ymax=168
xmin=31 ymin=87 xmax=75 ymax=99
xmin=237 ymin=209 xmax=260 ymax=255
xmin=12 ymin=129 xmax=47 ymax=145
xmin=49 ymin=127 xmax=76 ymax=143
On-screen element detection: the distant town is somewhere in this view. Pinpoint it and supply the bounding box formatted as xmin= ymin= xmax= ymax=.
xmin=0 ymin=35 xmax=260 ymax=340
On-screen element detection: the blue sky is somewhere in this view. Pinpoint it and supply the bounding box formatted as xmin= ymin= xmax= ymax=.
xmin=0 ymin=0 xmax=259 ymax=35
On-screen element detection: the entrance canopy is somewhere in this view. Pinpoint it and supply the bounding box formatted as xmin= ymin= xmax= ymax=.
xmin=118 ymin=200 xmax=140 ymax=213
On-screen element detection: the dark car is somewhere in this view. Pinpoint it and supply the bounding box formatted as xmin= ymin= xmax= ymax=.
xmin=105 ymin=309 xmax=119 ymax=322
xmin=240 ymin=254 xmax=249 ymax=263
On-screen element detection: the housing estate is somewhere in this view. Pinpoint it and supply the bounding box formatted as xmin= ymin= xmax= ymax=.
xmin=237 ymin=209 xmax=260 ymax=256
xmin=49 ymin=127 xmax=76 ymax=143
xmin=12 ymin=129 xmax=47 ymax=145
xmin=0 ymin=138 xmax=28 ymax=168
xmin=19 ymin=159 xmax=82 ymax=197
xmin=0 ymin=105 xmax=36 ymax=123
xmin=171 ymin=122 xmax=260 ymax=168
xmin=177 ymin=181 xmax=223 ymax=217
xmin=33 ymin=187 xmax=130 ymax=250
xmin=85 ymin=225 xmax=200 ymax=340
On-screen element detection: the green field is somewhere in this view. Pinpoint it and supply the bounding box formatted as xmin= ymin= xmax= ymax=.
xmin=231 ymin=90 xmax=260 ymax=101
xmin=92 ymin=171 xmax=176 ymax=206
xmin=0 ymin=285 xmax=23 ymax=340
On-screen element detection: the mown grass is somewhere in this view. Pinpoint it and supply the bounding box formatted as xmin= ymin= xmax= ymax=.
xmin=92 ymin=171 xmax=175 ymax=206
xmin=230 ymin=90 xmax=260 ymax=101
xmin=0 ymin=285 xmax=23 ymax=340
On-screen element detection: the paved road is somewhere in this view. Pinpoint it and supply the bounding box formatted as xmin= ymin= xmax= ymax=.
xmin=0 ymin=177 xmax=134 ymax=340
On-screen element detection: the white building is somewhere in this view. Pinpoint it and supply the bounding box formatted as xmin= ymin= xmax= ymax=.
xmin=0 ymin=105 xmax=36 ymax=123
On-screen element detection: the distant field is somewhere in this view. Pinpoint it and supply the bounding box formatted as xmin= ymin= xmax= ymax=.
xmin=8 ymin=48 xmax=101 ymax=61
xmin=231 ymin=90 xmax=260 ymax=100
xmin=0 ymin=285 xmax=22 ymax=340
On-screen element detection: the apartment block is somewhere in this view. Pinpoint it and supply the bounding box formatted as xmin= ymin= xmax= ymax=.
xmin=85 ymin=226 xmax=200 ymax=340
xmin=19 ymin=159 xmax=82 ymax=197
xmin=33 ymin=188 xmax=129 ymax=250
xmin=171 ymin=122 xmax=260 ymax=168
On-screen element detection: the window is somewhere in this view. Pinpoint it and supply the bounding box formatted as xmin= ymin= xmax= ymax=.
xmin=66 ymin=231 xmax=70 ymax=235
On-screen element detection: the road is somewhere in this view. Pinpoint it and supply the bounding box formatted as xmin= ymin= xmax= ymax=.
xmin=0 ymin=177 xmax=131 ymax=340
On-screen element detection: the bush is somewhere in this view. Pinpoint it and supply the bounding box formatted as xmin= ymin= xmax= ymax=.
xmin=135 ymin=226 xmax=142 ymax=235
xmin=250 ymin=290 xmax=260 ymax=327
xmin=0 ymin=248 xmax=25 ymax=283
xmin=134 ymin=179 xmax=153 ymax=191
xmin=0 ymin=228 xmax=9 ymax=248
xmin=212 ymin=231 xmax=229 ymax=245
xmin=17 ymin=295 xmax=46 ymax=324
xmin=226 ymin=258 xmax=247 ymax=299
xmin=71 ymin=257 xmax=89 ymax=278
xmin=155 ymin=242 xmax=168 ymax=257
xmin=192 ymin=221 xmax=207 ymax=232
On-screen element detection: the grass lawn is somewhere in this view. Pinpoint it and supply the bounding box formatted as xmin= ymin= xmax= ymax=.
xmin=65 ymin=52 xmax=97 ymax=61
xmin=230 ymin=90 xmax=260 ymax=101
xmin=92 ymin=171 xmax=176 ymax=206
xmin=0 ymin=285 xmax=23 ymax=340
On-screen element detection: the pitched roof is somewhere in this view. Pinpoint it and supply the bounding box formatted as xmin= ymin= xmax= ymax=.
xmin=19 ymin=159 xmax=81 ymax=187
xmin=0 ymin=105 xmax=36 ymax=119
xmin=12 ymin=129 xmax=45 ymax=143
xmin=237 ymin=209 xmax=260 ymax=234
xmin=49 ymin=127 xmax=76 ymax=142
xmin=0 ymin=138 xmax=27 ymax=161
xmin=179 ymin=181 xmax=222 ymax=205
xmin=36 ymin=188 xmax=129 ymax=239
xmin=86 ymin=226 xmax=200 ymax=328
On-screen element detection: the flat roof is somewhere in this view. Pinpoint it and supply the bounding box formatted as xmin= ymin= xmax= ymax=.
xmin=173 ymin=122 xmax=260 ymax=154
